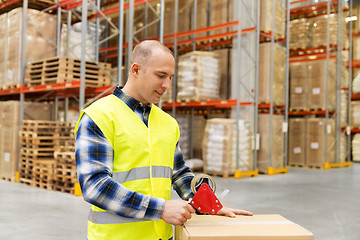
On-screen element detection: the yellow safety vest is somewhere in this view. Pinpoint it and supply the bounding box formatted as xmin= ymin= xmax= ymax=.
xmin=75 ymin=94 xmax=179 ymax=240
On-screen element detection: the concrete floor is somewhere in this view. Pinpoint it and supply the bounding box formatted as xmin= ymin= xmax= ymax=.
xmin=1 ymin=163 xmax=359 ymax=240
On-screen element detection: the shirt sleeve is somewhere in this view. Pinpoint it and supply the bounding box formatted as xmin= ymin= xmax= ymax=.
xmin=172 ymin=142 xmax=195 ymax=200
xmin=75 ymin=113 xmax=165 ymax=220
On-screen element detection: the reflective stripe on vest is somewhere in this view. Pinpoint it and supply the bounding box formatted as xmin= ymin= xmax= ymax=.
xmin=113 ymin=166 xmax=172 ymax=184
xmin=89 ymin=209 xmax=148 ymax=224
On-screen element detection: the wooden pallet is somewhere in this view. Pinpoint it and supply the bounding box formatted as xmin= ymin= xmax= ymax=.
xmin=21 ymin=120 xmax=58 ymax=133
xmin=26 ymin=57 xmax=112 ymax=87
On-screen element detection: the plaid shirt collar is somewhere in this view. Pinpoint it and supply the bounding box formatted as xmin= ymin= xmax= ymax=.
xmin=113 ymin=86 xmax=152 ymax=113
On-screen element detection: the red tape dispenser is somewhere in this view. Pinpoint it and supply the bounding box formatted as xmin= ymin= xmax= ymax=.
xmin=189 ymin=174 xmax=223 ymax=215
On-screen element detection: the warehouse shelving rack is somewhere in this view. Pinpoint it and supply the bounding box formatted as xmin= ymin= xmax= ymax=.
xmin=288 ymin=0 xmax=352 ymax=168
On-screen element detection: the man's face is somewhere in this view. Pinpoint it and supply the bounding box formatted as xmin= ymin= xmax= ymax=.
xmin=135 ymin=50 xmax=175 ymax=105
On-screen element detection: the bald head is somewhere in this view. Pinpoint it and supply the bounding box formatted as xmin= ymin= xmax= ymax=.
xmin=129 ymin=40 xmax=173 ymax=72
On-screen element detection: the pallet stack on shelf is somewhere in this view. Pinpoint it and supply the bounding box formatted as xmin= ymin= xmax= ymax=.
xmin=19 ymin=120 xmax=57 ymax=188
xmin=288 ymin=0 xmax=351 ymax=168
xmin=18 ymin=120 xmax=78 ymax=194
xmin=25 ymin=57 xmax=112 ymax=87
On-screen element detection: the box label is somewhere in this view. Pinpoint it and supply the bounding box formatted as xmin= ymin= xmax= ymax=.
xmin=293 ymin=147 xmax=302 ymax=154
xmin=4 ymin=152 xmax=10 ymax=162
xmin=312 ymin=88 xmax=320 ymax=95
xmin=295 ymin=87 xmax=303 ymax=94
xmin=311 ymin=142 xmax=319 ymax=149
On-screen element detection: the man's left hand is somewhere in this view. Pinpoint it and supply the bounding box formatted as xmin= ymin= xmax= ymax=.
xmin=216 ymin=207 xmax=253 ymax=217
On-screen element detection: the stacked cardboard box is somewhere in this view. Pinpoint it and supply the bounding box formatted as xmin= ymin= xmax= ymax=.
xmin=306 ymin=118 xmax=335 ymax=167
xmin=290 ymin=59 xmax=336 ymax=110
xmin=257 ymin=114 xmax=284 ymax=173
xmin=289 ymin=62 xmax=309 ymax=110
xmin=260 ymin=0 xmax=285 ymax=37
xmin=312 ymin=14 xmax=348 ymax=49
xmin=352 ymin=133 xmax=360 ymax=162
xmin=1 ymin=8 xmax=56 ymax=88
xmin=0 ymin=13 xmax=7 ymax=87
xmin=202 ymin=118 xmax=253 ymax=177
xmin=258 ymin=42 xmax=285 ymax=105
xmin=288 ymin=118 xmax=306 ymax=166
xmin=0 ymin=101 xmax=53 ymax=181
xmin=289 ymin=18 xmax=311 ymax=49
xmin=177 ymin=51 xmax=220 ymax=101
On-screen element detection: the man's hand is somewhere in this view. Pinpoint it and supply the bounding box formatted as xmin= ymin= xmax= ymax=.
xmin=216 ymin=207 xmax=253 ymax=218
xmin=160 ymin=199 xmax=196 ymax=226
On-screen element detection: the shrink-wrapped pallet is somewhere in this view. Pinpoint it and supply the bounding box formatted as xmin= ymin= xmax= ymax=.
xmin=257 ymin=114 xmax=284 ymax=173
xmin=351 ymin=101 xmax=360 ymax=128
xmin=352 ymin=133 xmax=360 ymax=162
xmin=258 ymin=42 xmax=285 ymax=105
xmin=5 ymin=8 xmax=56 ymax=87
xmin=354 ymin=32 xmax=360 ymax=61
xmin=289 ymin=62 xmax=309 ymax=110
xmin=60 ymin=22 xmax=104 ymax=61
xmin=289 ymin=18 xmax=311 ymax=49
xmin=288 ymin=118 xmax=306 ymax=166
xmin=177 ymin=51 xmax=220 ymax=101
xmin=305 ymin=118 xmax=335 ymax=167
xmin=260 ymin=0 xmax=285 ymax=37
xmin=353 ymin=72 xmax=360 ymax=94
xmin=202 ymin=118 xmax=253 ymax=176
xmin=307 ymin=59 xmax=336 ymax=110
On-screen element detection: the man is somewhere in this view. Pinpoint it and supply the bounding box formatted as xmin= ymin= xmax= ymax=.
xmin=75 ymin=40 xmax=252 ymax=240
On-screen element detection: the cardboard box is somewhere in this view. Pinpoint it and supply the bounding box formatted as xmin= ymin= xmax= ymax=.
xmin=175 ymin=214 xmax=314 ymax=240
xmin=289 ymin=62 xmax=309 ymax=110
xmin=260 ymin=0 xmax=285 ymax=37
xmin=288 ymin=118 xmax=306 ymax=166
xmin=258 ymin=42 xmax=285 ymax=105
xmin=257 ymin=114 xmax=284 ymax=173
xmin=305 ymin=118 xmax=335 ymax=167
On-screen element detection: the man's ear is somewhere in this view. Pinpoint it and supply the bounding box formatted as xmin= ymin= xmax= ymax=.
xmin=130 ymin=63 xmax=141 ymax=76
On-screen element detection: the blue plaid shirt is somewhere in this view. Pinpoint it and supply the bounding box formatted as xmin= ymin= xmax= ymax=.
xmin=75 ymin=86 xmax=194 ymax=221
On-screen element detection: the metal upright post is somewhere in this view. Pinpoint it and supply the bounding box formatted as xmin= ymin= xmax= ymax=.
xmin=347 ymin=0 xmax=353 ymax=162
xmin=159 ymin=0 xmax=164 ymax=43
xmin=253 ymin=0 xmax=260 ymax=171
xmin=268 ymin=0 xmax=276 ymax=170
xmin=64 ymin=97 xmax=69 ymax=122
xmin=127 ymin=0 xmax=134 ymax=79
xmin=117 ymin=0 xmax=124 ymax=86
xmin=324 ymin=1 xmax=331 ymax=165
xmin=172 ymin=0 xmax=179 ymax=117
xmin=95 ymin=0 xmax=101 ymax=63
xmin=56 ymin=0 xmax=61 ymax=57
xmin=235 ymin=0 xmax=243 ymax=170
xmin=19 ymin=0 xmax=28 ymax=172
xmin=284 ymin=0 xmax=290 ymax=167
xmin=192 ymin=0 xmax=197 ymax=51
xmin=79 ymin=0 xmax=88 ymax=111
xmin=335 ymin=0 xmax=344 ymax=163
xmin=158 ymin=0 xmax=165 ymax=109
xmin=66 ymin=10 xmax=71 ymax=57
